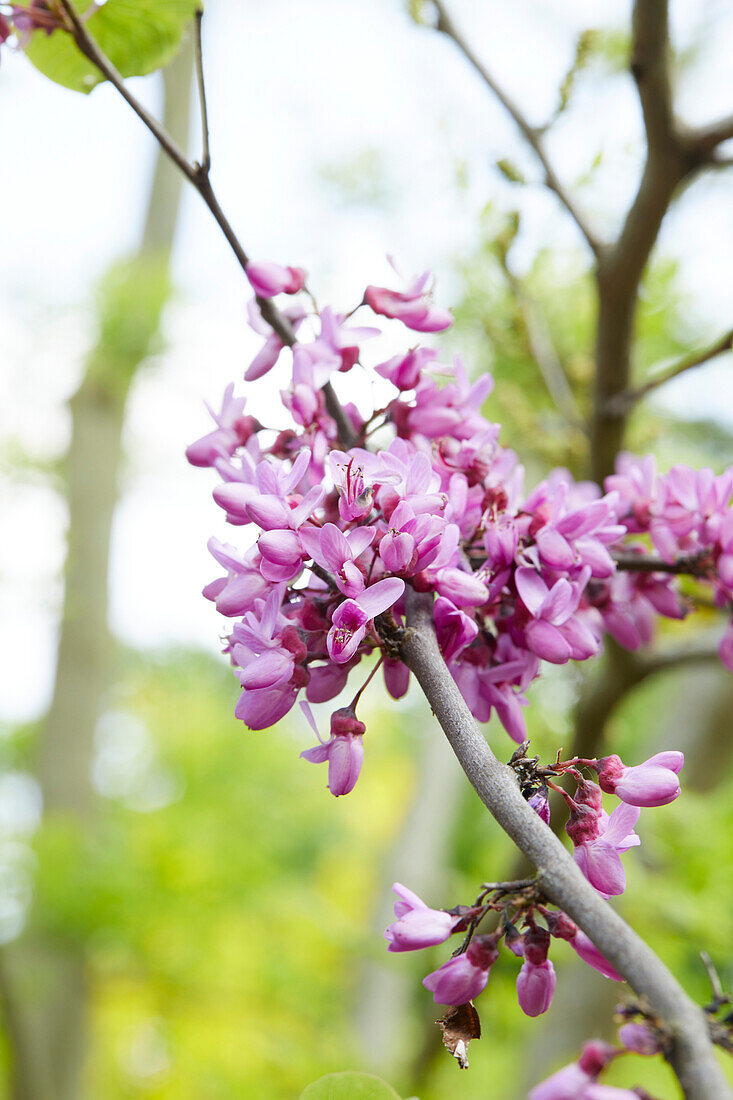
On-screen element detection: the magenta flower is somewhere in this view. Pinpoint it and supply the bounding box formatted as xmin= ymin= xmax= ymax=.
xmin=296 ymin=307 xmax=379 ymax=382
xmin=597 ymin=751 xmax=683 ymax=807
xmin=299 ymin=522 xmax=375 ymax=597
xmin=517 ymin=958 xmax=556 ymax=1017
xmin=571 ymin=802 xmax=641 ymax=898
xmin=245 ymin=299 xmax=306 ymax=381
xmin=376 ymin=346 xmax=439 ymax=390
xmin=186 ymin=384 xmax=252 ymax=468
xmin=529 ymin=1041 xmax=620 ymax=1100
xmin=245 ymin=259 xmax=306 ymax=298
xmin=299 ymin=701 xmax=365 ymax=796
xmin=365 ymin=263 xmax=452 ymax=333
xmin=434 ymin=597 xmax=479 ymax=662
xmin=422 ymin=934 xmax=499 ymax=1005
xmin=568 ymin=929 xmax=623 ymax=982
xmin=516 ymin=566 xmax=598 ymax=664
xmin=384 ymin=883 xmax=460 ymax=952
xmin=516 ymin=927 xmax=556 ymax=1017
xmin=327 ymin=578 xmax=405 ymax=663
xmin=618 ymin=1022 xmax=662 ymax=1055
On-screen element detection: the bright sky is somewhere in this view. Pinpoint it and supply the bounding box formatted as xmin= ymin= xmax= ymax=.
xmin=2 ymin=0 xmax=732 ymax=722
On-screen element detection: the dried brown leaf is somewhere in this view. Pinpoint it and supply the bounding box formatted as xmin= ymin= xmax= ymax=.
xmin=437 ymin=1001 xmax=481 ymax=1069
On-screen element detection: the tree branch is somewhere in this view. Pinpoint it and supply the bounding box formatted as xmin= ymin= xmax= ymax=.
xmin=500 ymin=262 xmax=585 ymax=430
xmin=590 ymin=0 xmax=691 ymax=482
xmin=398 ymin=588 xmax=730 ymax=1100
xmin=193 ymin=7 xmax=210 ymax=176
xmin=607 ymin=329 xmax=733 ymax=414
xmin=613 ymin=551 xmax=714 ymax=576
xmin=55 ymin=0 xmax=361 ymax=449
xmin=431 ymin=0 xmax=602 ymax=258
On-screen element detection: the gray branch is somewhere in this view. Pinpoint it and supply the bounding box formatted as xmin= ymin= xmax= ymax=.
xmin=397 ymin=588 xmax=731 ymax=1100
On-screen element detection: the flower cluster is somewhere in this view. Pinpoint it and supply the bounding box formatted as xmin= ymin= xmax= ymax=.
xmin=530 ymin=1026 xmax=664 ymax=1099
xmin=0 ymin=1 xmax=66 ymax=61
xmin=383 ymin=746 xmax=683 ymax=1021
xmin=605 ymin=454 xmax=733 ymax=667
xmin=188 ymin=255 xmax=726 ymax=799
xmin=383 ymin=879 xmax=623 ymax=1018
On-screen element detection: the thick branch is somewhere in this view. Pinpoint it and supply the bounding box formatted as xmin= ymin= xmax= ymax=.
xmin=590 ymin=0 xmax=690 ymax=482
xmin=398 ymin=588 xmax=730 ymax=1100
xmin=607 ymin=329 xmax=733 ymax=414
xmin=688 ymin=114 xmax=733 ymax=159
xmin=432 ymin=0 xmax=602 ymax=257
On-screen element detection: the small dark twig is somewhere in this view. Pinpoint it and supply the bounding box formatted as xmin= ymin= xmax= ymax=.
xmin=607 ymin=330 xmax=733 ymax=414
xmin=612 ymin=551 xmax=714 ymax=577
xmin=193 ymin=8 xmax=211 ymax=176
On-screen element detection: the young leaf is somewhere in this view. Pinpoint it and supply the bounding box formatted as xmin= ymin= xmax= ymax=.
xmin=25 ymin=0 xmax=198 ymax=94
xmin=300 ymin=1071 xmax=402 ymax=1100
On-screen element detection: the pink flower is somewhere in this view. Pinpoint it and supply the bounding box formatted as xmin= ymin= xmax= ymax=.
xmin=597 ymin=751 xmax=683 ymax=807
xmin=299 ymin=522 xmax=375 ymax=597
xmin=568 ymin=930 xmax=623 ymax=982
xmin=434 ymin=597 xmax=479 ymax=662
xmin=299 ymin=702 xmax=365 ymax=796
xmin=327 ymin=578 xmax=405 ymax=663
xmin=517 ymin=927 xmax=556 ymax=1017
xmin=365 ymin=264 xmax=453 ymax=333
xmin=245 ymin=259 xmax=306 ymax=298
xmin=376 ymin=346 xmax=439 ymax=390
xmin=422 ymin=934 xmax=499 ymax=1005
xmin=384 ymin=883 xmax=459 ymax=952
xmin=618 ymin=1022 xmax=661 ymax=1055
xmin=571 ymin=802 xmax=641 ymax=898
xmin=516 ymin=566 xmax=598 ymax=664
xmin=186 ymin=384 xmax=253 ymax=468
xmin=245 ymin=299 xmax=306 ymax=381
xmin=517 ymin=958 xmax=556 ymax=1017
xmin=529 ymin=1041 xmax=619 ymax=1100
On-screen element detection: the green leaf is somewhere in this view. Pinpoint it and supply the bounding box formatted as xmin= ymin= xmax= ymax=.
xmin=495 ymin=159 xmax=526 ymax=185
xmin=300 ymin=1072 xmax=402 ymax=1100
xmin=25 ymin=0 xmax=197 ymax=94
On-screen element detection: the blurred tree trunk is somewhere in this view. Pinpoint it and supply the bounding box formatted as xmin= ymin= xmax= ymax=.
xmin=353 ymin=723 xmax=464 ymax=1080
xmin=0 ymin=41 xmax=193 ymax=1100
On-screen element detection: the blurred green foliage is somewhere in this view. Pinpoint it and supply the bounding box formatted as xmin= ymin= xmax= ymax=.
xmin=26 ymin=0 xmax=197 ymax=94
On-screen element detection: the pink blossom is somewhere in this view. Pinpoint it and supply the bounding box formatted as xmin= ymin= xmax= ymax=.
xmin=365 ymin=262 xmax=453 ymax=332
xmin=327 ymin=579 xmax=405 ymax=663
xmin=245 ymin=259 xmax=306 ymax=298
xmin=571 ymin=802 xmax=641 ymax=898
xmin=422 ymin=934 xmax=499 ymax=1004
xmin=300 ymin=522 xmax=375 ymax=597
xmin=244 ymin=299 xmax=306 ymax=382
xmin=597 ymin=751 xmax=683 ymax=807
xmin=299 ymin=702 xmax=365 ymax=796
xmin=618 ymin=1022 xmax=661 ymax=1055
xmin=384 ymin=883 xmax=459 ymax=952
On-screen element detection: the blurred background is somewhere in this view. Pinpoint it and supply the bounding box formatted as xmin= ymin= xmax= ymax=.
xmin=1 ymin=0 xmax=733 ymax=1096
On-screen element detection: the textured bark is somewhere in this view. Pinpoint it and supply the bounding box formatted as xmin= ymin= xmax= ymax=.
xmin=397 ymin=589 xmax=731 ymax=1100
xmin=0 ymin=44 xmax=193 ymax=1100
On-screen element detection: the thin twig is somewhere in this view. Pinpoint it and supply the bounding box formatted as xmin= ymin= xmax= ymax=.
xmin=193 ymin=7 xmax=210 ymax=175
xmin=54 ymin=0 xmax=362 ymax=449
xmin=501 ymin=263 xmax=585 ymax=429
xmin=607 ymin=330 xmax=733 ymax=414
xmin=431 ymin=0 xmax=602 ymax=257
xmin=613 ymin=552 xmax=713 ymax=577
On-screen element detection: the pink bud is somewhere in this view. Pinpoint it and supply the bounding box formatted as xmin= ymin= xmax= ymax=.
xmin=246 ymin=260 xmax=306 ymax=298
xmin=618 ymin=1022 xmax=662 ymax=1056
xmin=517 ymin=959 xmax=556 ymax=1017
